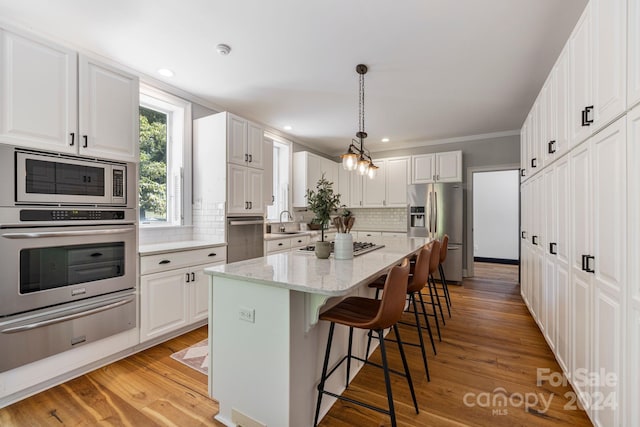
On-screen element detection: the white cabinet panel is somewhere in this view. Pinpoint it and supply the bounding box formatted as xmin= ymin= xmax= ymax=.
xmin=227 ymin=163 xmax=248 ymax=214
xmin=520 ymin=123 xmax=528 ymax=179
xmin=571 ymin=272 xmax=592 ymax=399
xmin=79 ymin=56 xmax=138 ymax=162
xmin=542 ymin=77 xmax=555 ymax=167
xmin=629 ymin=0 xmax=640 ymax=108
xmin=362 ymin=160 xmax=386 ymax=207
xmin=0 ymin=29 xmax=77 ymax=152
xmin=191 ymin=268 xmax=210 ymax=323
xmin=569 ymin=4 xmax=593 ymax=148
xmin=412 ymin=153 xmax=435 ymax=183
xmin=292 ymin=151 xmax=337 ymax=207
xmin=555 ymin=48 xmax=570 ymax=158
xmin=349 ymin=173 xmax=363 ymax=207
xmin=412 ymin=151 xmax=461 ymax=183
xmin=140 ymin=267 xmax=190 ymax=341
xmin=247 ymin=168 xmax=264 ymax=214
xmin=263 ymin=137 xmax=274 ymax=205
xmin=228 ymin=115 xmax=248 ymax=166
xmin=247 ymin=123 xmax=265 ymax=169
xmin=338 ymin=167 xmax=350 ymax=207
xmin=591 ymin=0 xmax=627 ymax=132
xmin=556 ymin=264 xmax=570 ymax=372
xmin=386 ymin=157 xmax=409 ymax=206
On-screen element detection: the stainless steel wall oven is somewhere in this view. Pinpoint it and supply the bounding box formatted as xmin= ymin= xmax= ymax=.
xmin=0 ymin=145 xmax=137 ymax=372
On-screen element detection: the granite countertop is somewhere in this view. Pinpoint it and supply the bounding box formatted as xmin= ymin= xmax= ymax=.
xmin=205 ymin=236 xmax=428 ymax=296
xmin=139 ymin=239 xmax=227 ymax=256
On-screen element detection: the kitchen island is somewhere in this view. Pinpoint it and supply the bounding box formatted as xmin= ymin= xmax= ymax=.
xmin=205 ymin=236 xmax=428 ymax=427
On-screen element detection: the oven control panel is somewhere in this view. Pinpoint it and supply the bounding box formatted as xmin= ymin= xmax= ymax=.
xmin=20 ymin=209 xmax=126 ymax=221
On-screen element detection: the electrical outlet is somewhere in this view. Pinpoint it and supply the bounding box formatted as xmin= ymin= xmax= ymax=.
xmin=239 ymin=306 xmax=255 ymax=323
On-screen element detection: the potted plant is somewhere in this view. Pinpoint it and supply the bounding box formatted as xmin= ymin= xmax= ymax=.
xmin=305 ymin=174 xmax=341 ymax=259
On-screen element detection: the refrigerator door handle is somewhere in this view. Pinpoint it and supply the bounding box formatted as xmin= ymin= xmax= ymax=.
xmin=434 ymin=191 xmax=438 ymax=235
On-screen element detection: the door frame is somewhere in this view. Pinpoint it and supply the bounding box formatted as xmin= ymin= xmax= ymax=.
xmin=465 ymin=163 xmax=520 ymax=277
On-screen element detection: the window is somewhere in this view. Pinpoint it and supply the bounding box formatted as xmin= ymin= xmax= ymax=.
xmin=266 ymin=137 xmax=291 ymax=221
xmin=139 ymin=84 xmax=192 ymax=226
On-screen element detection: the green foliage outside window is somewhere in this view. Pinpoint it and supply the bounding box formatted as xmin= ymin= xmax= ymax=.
xmin=139 ymin=107 xmax=167 ymax=222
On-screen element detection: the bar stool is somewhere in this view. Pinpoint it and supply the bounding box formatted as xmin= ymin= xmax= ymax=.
xmin=365 ymin=244 xmax=436 ymax=380
xmin=438 ymin=234 xmax=452 ymax=317
xmin=313 ymin=259 xmax=418 ymax=427
xmin=427 ymin=240 xmax=446 ymax=327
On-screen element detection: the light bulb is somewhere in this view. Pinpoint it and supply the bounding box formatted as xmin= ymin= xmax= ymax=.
xmin=341 ymin=153 xmax=358 ymax=171
xmin=367 ymin=165 xmax=378 ymax=179
xmin=357 ymin=159 xmax=370 ymax=175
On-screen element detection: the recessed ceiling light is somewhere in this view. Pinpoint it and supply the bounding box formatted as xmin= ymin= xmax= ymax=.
xmin=283 ymin=125 xmax=293 ymax=131
xmin=381 ymin=138 xmax=390 ymax=143
xmin=157 ymin=68 xmax=174 ymax=77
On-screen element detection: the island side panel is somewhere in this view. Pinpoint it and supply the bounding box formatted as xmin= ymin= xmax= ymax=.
xmin=210 ymin=275 xmax=291 ymax=427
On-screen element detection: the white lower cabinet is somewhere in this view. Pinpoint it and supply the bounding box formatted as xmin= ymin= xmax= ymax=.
xmin=264 ymin=234 xmax=311 ymax=255
xmin=139 ymin=246 xmax=226 ymax=343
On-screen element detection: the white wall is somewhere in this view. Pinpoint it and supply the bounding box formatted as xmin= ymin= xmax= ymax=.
xmin=473 ymin=170 xmax=519 ymax=260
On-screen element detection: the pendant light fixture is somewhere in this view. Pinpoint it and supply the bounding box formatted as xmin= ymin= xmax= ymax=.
xmin=341 ymin=64 xmax=378 ymax=179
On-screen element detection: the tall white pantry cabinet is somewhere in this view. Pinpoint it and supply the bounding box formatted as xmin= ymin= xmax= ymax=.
xmin=520 ymin=1 xmax=639 ymax=425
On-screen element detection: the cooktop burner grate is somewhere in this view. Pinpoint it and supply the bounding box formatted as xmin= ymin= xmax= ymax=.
xmin=299 ymin=241 xmax=384 ymax=256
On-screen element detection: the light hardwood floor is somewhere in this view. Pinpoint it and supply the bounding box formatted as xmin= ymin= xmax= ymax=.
xmin=0 ymin=264 xmax=591 ymax=426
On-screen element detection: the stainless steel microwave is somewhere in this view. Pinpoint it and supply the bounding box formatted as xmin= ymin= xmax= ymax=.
xmin=0 ymin=146 xmax=134 ymax=207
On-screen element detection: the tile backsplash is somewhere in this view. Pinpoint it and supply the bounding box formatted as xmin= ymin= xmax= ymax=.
xmin=293 ymin=207 xmax=407 ymax=232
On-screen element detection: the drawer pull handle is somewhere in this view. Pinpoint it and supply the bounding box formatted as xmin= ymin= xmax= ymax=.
xmin=208 ymin=253 xmax=217 ymax=257
xmin=159 ymin=259 xmax=171 ymax=265
xmin=191 ymin=272 xmax=195 ymax=282
xmin=90 ymin=252 xmax=103 ymax=257
xmin=297 ymin=240 xmax=302 ymax=243
xmin=186 ymin=273 xmax=190 ymax=283
xmin=278 ymin=243 xmax=283 ymax=246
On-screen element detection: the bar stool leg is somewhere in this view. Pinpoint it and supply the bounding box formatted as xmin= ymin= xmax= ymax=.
xmin=416 ymin=291 xmax=437 ymax=354
xmin=410 ymin=294 xmax=430 ymax=381
xmin=377 ymin=329 xmax=397 ymax=427
xmin=430 ymin=274 xmax=446 ymax=325
xmin=346 ymin=326 xmax=354 ymax=388
xmin=424 ymin=282 xmax=442 ymax=341
xmin=314 ymin=322 xmax=335 ymax=427
xmin=393 ymin=324 xmax=420 ymax=414
xmin=439 ymin=264 xmax=452 ymax=316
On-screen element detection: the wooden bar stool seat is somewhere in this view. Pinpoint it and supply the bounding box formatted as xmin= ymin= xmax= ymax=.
xmin=313 ymin=258 xmax=419 ymax=427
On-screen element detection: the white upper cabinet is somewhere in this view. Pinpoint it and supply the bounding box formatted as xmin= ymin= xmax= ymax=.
xmin=520 ymin=121 xmax=528 ymax=180
xmin=362 ymin=156 xmax=409 ymax=207
xmin=411 ymin=150 xmax=462 ymax=183
xmin=412 ymin=153 xmax=435 ymax=183
xmin=292 ymin=151 xmax=338 ymax=207
xmin=263 ymin=137 xmax=274 ymax=205
xmin=569 ymin=3 xmax=593 ymax=148
xmin=227 ymin=114 xmax=264 ymax=170
xmin=0 ymin=29 xmax=77 ymax=153
xmin=338 ymin=166 xmax=350 ymax=207
xmin=555 ymin=47 xmax=570 ymax=158
xmin=591 ymin=0 xmax=627 ymax=132
xmin=0 ymin=28 xmax=138 ymax=162
xmin=78 ymin=56 xmax=138 ymax=162
xmin=629 ymin=0 xmax=640 ymax=108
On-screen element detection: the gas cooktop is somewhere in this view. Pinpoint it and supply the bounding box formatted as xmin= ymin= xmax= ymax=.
xmin=298 ymin=241 xmax=385 ymax=256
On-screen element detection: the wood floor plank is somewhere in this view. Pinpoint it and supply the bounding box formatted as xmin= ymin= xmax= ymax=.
xmin=0 ymin=263 xmax=592 ymax=426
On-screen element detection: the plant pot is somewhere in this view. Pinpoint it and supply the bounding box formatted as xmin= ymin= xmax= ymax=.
xmin=333 ymin=233 xmax=353 ymax=260
xmin=308 ymin=223 xmax=322 ymax=230
xmin=314 ymin=241 xmax=331 ymax=259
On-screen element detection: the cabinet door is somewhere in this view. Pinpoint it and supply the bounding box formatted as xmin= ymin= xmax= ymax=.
xmin=520 ymin=122 xmax=528 ymax=179
xmin=227 ymin=163 xmax=248 ymax=214
xmin=386 ymin=157 xmax=409 ymax=206
xmin=79 ymin=56 xmax=138 ymax=162
xmin=570 ymin=141 xmax=592 ymax=395
xmin=362 ymin=160 xmax=386 ymax=207
xmin=247 ymin=122 xmax=264 ymax=169
xmin=349 ymin=173 xmax=363 ymax=207
xmin=538 ymin=86 xmax=549 ymax=170
xmin=591 ymin=0 xmax=627 ymax=133
xmin=140 ymin=268 xmax=189 ymax=342
xmin=227 ymin=115 xmax=247 ymax=166
xmin=190 ymin=267 xmax=211 ymax=323
xmin=569 ymin=4 xmax=593 ymax=148
xmin=247 ymin=168 xmax=264 ymax=214
xmin=555 ymin=48 xmax=570 ymax=157
xmin=338 ymin=166 xmax=350 ymax=207
xmin=627 ymin=104 xmax=640 ymax=427
xmin=591 ymin=117 xmax=626 ymax=427
xmin=0 ymin=29 xmax=77 ymax=152
xmin=629 ymin=0 xmax=640 ymax=108
xmin=542 ymin=76 xmax=556 ymax=166
xmin=435 ymin=151 xmax=462 ymax=182
xmin=411 ymin=154 xmax=435 ymax=183
xmin=529 ymin=101 xmax=541 ymax=174
xmin=263 ymin=138 xmax=274 ymax=205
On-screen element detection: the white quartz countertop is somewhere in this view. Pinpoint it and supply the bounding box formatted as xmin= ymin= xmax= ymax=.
xmin=205 ymin=236 xmax=429 ymax=296
xmin=139 ymin=239 xmax=226 ymax=255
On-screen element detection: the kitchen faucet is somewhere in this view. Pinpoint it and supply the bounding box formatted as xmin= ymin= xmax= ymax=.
xmin=279 ymin=210 xmax=293 ymax=232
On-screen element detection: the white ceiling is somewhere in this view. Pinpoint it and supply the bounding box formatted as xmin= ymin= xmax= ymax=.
xmin=0 ymin=0 xmax=588 ymax=155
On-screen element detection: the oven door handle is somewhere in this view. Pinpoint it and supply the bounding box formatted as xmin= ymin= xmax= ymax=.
xmin=229 ymin=220 xmax=264 ymax=226
xmin=2 ymin=228 xmax=133 ymax=239
xmin=1 ymin=296 xmax=135 ymax=334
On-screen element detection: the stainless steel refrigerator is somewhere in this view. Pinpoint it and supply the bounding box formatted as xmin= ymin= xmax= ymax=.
xmin=408 ymin=183 xmax=463 ymax=282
